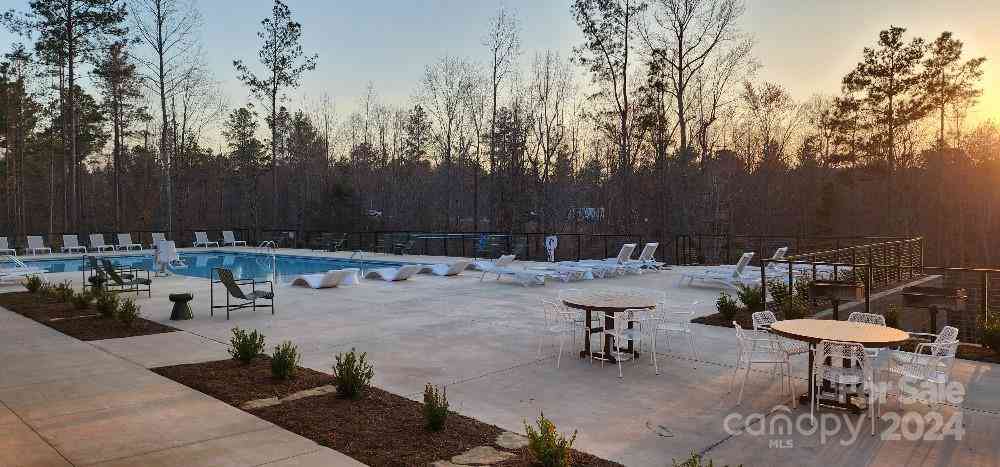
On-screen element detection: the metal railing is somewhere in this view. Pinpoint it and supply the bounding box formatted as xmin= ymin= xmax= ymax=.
xmin=672 ymin=234 xmax=919 ymax=267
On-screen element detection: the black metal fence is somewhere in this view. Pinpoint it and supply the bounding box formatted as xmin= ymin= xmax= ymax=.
xmin=672 ymin=234 xmax=919 ymax=267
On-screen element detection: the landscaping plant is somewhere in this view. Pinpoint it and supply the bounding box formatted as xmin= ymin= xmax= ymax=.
xmin=95 ymin=291 xmax=120 ymax=319
xmin=333 ymin=348 xmax=374 ymax=400
xmin=673 ymin=452 xmax=738 ymax=467
xmin=23 ymin=275 xmax=43 ymax=293
xmin=769 ymin=280 xmax=809 ymax=320
xmin=981 ymin=317 xmax=1000 ymax=355
xmin=524 ymin=412 xmax=576 ymax=467
xmin=70 ymin=291 xmax=93 ymax=310
xmin=271 ymin=341 xmax=301 ymax=379
xmin=423 ymin=383 xmax=449 ymax=431
xmin=735 ymin=284 xmax=764 ymax=313
xmin=228 ymin=327 xmax=266 ymax=363
xmin=117 ymin=298 xmax=141 ymax=327
xmin=716 ymin=292 xmax=740 ymax=321
xmin=53 ymin=281 xmax=74 ymax=302
xmin=884 ymin=304 xmax=901 ymax=329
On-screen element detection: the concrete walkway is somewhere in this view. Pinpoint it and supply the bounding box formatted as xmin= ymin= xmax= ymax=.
xmin=0 ymin=307 xmax=364 ymax=467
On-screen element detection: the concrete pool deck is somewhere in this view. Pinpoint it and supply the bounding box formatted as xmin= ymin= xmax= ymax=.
xmin=3 ymin=247 xmax=1000 ymax=466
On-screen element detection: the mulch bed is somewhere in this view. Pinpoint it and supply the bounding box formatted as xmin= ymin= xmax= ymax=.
xmin=154 ymin=358 xmax=622 ymax=467
xmin=0 ymin=291 xmax=177 ymax=341
xmin=151 ymin=357 xmax=335 ymax=406
xmin=692 ymin=310 xmax=817 ymax=329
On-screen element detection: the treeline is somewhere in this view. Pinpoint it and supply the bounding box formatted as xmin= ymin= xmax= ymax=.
xmin=0 ymin=0 xmax=996 ymax=266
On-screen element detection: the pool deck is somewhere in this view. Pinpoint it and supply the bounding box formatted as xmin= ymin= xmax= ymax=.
xmin=3 ymin=247 xmax=1000 ymax=466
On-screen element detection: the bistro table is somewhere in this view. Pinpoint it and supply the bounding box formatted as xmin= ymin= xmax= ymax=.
xmin=769 ymin=319 xmax=910 ymax=413
xmin=561 ymin=288 xmax=659 ymax=362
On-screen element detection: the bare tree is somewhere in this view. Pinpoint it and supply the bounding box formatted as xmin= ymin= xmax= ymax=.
xmin=528 ymin=50 xmax=573 ymax=226
xmin=483 ymin=6 xmax=519 ymax=221
xmin=129 ymin=0 xmax=201 ymax=233
xmin=642 ymin=0 xmax=745 ymax=157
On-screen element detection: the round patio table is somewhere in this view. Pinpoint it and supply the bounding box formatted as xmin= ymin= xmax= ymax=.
xmin=770 ymin=319 xmax=909 ymax=412
xmin=561 ymin=289 xmax=659 ymax=362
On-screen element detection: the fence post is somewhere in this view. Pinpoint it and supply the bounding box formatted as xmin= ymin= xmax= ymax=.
xmin=983 ymin=271 xmax=991 ymax=324
xmin=577 ymin=234 xmax=582 ymax=261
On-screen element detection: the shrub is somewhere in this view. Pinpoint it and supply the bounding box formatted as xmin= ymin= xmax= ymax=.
xmin=53 ymin=281 xmax=74 ymax=302
xmin=884 ymin=304 xmax=901 ymax=329
xmin=735 ymin=284 xmax=764 ymax=313
xmin=271 ymin=341 xmax=301 ymax=379
xmin=333 ymin=348 xmax=374 ymax=400
xmin=716 ymin=293 xmax=740 ymax=321
xmin=423 ymin=383 xmax=449 ymax=431
xmin=524 ymin=412 xmax=576 ymax=467
xmin=95 ymin=291 xmax=120 ymax=319
xmin=981 ymin=318 xmax=1000 ymax=355
xmin=769 ymin=280 xmax=809 ymax=320
xmin=673 ymin=453 xmax=737 ymax=467
xmin=228 ymin=327 xmax=266 ymax=364
xmin=70 ymin=291 xmax=93 ymax=310
xmin=23 ymin=275 xmax=44 ymax=293
xmin=117 ymin=298 xmax=141 ymax=327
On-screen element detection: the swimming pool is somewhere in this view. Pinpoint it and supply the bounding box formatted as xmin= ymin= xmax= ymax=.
xmin=11 ymin=252 xmax=405 ymax=282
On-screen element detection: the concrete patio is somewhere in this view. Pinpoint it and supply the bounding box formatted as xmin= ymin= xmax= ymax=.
xmin=3 ymin=248 xmax=1000 ymax=466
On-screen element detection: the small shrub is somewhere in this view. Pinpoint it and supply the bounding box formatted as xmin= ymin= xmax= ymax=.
xmin=333 ymin=348 xmax=374 ymax=400
xmin=117 ymin=298 xmax=141 ymax=327
xmin=70 ymin=291 xmax=93 ymax=310
xmin=95 ymin=291 xmax=120 ymax=319
xmin=981 ymin=318 xmax=1000 ymax=355
xmin=716 ymin=293 xmax=740 ymax=321
xmin=23 ymin=275 xmax=44 ymax=293
xmin=271 ymin=341 xmax=301 ymax=380
xmin=769 ymin=280 xmax=810 ymax=320
xmin=53 ymin=281 xmax=74 ymax=302
xmin=87 ymin=274 xmax=106 ymax=291
xmin=884 ymin=304 xmax=901 ymax=329
xmin=524 ymin=412 xmax=576 ymax=467
xmin=735 ymin=284 xmax=764 ymax=313
xmin=423 ymin=383 xmax=449 ymax=431
xmin=673 ymin=453 xmax=738 ymax=467
xmin=228 ymin=327 xmax=266 ymax=364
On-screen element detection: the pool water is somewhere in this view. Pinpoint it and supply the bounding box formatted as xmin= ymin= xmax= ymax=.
xmin=11 ymin=252 xmax=405 ymax=282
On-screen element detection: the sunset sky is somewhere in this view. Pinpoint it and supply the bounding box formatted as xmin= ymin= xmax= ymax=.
xmin=2 ymin=0 xmax=998 ymax=124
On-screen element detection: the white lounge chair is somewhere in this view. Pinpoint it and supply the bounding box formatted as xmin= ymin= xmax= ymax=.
xmin=222 ymin=230 xmax=247 ymax=247
xmin=89 ymin=234 xmax=116 ymax=252
xmin=151 ymin=232 xmax=167 ymax=247
xmin=193 ymin=231 xmax=219 ymax=248
xmin=291 ymin=268 xmax=360 ymax=289
xmin=680 ymin=252 xmax=760 ymax=289
xmin=568 ymin=243 xmax=639 ymax=275
xmin=116 ymin=233 xmax=143 ymax=251
xmin=477 ymin=254 xmax=517 ymax=280
xmin=61 ymin=235 xmax=87 ymax=253
xmin=420 ymin=260 xmax=473 ymax=276
xmin=155 ymin=241 xmax=187 ymax=271
xmin=26 ymin=236 xmax=51 ymax=255
xmin=628 ymin=242 xmax=665 ymax=270
xmin=0 ymin=237 xmax=15 ymax=256
xmin=364 ymin=264 xmax=423 ymax=282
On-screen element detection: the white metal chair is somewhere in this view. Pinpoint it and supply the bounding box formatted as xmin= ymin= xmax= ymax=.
xmin=606 ymin=309 xmax=654 ymax=378
xmin=538 ymin=299 xmax=577 ymax=368
xmin=26 ymin=236 xmax=52 ymax=255
xmin=811 ymin=340 xmax=878 ymax=435
xmin=848 ymin=312 xmax=888 ymax=359
xmin=61 ymin=235 xmax=87 ymax=253
xmin=649 ymin=299 xmax=700 ymax=373
xmin=116 ymin=233 xmax=143 ymax=251
xmin=752 ymin=311 xmax=810 ymax=360
xmin=151 ymin=232 xmax=167 ymax=247
xmin=731 ymin=322 xmax=794 ymax=405
xmin=885 ymin=326 xmax=959 ymax=406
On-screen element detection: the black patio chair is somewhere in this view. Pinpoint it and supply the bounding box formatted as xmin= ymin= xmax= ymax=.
xmin=210 ymin=267 xmax=274 ymax=320
xmin=100 ymin=257 xmax=151 ymax=297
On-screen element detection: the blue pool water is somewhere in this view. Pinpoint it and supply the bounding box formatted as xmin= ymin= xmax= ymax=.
xmin=11 ymin=252 xmax=405 ymax=282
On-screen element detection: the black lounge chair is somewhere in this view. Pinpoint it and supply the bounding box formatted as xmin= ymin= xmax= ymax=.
xmin=210 ymin=267 xmax=274 ymax=319
xmin=99 ymin=257 xmax=151 ymax=297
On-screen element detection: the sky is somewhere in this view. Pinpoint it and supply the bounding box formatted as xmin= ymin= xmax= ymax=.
xmin=2 ymin=0 xmax=999 ymax=125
